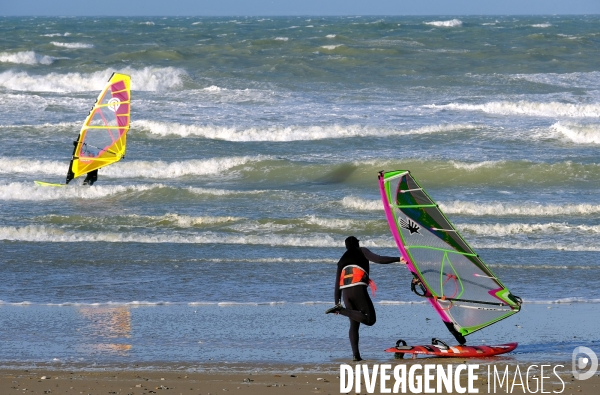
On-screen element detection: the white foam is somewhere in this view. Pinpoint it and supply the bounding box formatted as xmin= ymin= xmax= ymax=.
xmin=134 ymin=120 xmax=476 ymax=141
xmin=203 ymin=85 xmax=223 ymax=92
xmin=0 ymin=67 xmax=186 ymax=92
xmin=41 ymin=32 xmax=71 ymax=37
xmin=0 ymin=158 xmax=66 ymax=175
xmin=0 ymin=51 xmax=54 ymax=65
xmin=325 ymin=34 xmax=336 ymax=38
xmin=0 ymin=182 xmax=165 ymax=201
xmin=426 ymin=101 xmax=600 ymax=118
xmin=449 ymin=160 xmax=504 ymax=170
xmin=524 ymin=298 xmax=600 ymax=304
xmin=320 ymin=45 xmax=342 ymax=50
xmin=0 ymin=225 xmax=347 ymax=247
xmin=274 ymin=37 xmax=289 ymax=41
xmin=531 ymin=23 xmax=552 ymax=28
xmin=424 ymin=19 xmax=463 ymax=27
xmin=509 ymin=71 xmax=600 ymax=89
xmin=128 ymin=213 xmax=242 ymax=227
xmin=472 ymin=241 xmax=600 ymax=252
xmin=186 ymin=187 xmax=267 ymax=196
xmin=303 ymin=215 xmax=366 ymax=230
xmin=459 ymin=222 xmax=600 ymax=237
xmin=50 ymin=42 xmax=93 ymax=49
xmin=440 ymin=201 xmax=600 ymax=217
xmin=551 ymin=122 xmax=600 ymax=144
xmin=102 ymin=156 xmax=267 ymax=178
xmin=0 ymin=156 xmax=265 ymax=179
xmin=342 ymin=196 xmax=600 ymax=217
xmin=341 ymin=196 xmax=382 ymax=211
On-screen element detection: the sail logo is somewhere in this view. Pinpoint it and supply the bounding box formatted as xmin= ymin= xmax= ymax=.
xmin=400 ymin=217 xmax=421 ymax=235
xmin=107 ymin=97 xmax=121 ymax=112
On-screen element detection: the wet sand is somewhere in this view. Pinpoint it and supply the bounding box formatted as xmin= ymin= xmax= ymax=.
xmin=1 ymin=363 xmax=599 ymax=395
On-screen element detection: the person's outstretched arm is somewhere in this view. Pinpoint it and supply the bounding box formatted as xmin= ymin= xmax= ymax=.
xmin=360 ymin=247 xmax=401 ymax=264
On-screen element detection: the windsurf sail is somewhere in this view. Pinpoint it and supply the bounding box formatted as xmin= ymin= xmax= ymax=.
xmin=65 ymin=73 xmax=131 ymax=184
xmin=378 ymin=170 xmax=521 ymax=343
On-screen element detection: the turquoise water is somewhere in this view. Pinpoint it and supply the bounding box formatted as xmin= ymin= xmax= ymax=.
xmin=1 ymin=16 xmax=600 ymax=366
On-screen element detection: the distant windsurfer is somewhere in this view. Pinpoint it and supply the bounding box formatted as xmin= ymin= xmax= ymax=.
xmin=325 ymin=236 xmax=403 ymax=361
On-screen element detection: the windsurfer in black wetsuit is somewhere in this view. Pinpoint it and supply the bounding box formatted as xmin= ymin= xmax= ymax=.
xmin=325 ymin=236 xmax=404 ymax=361
xmin=65 ymin=140 xmax=98 ymax=186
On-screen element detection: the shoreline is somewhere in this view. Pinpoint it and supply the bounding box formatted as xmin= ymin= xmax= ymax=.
xmin=1 ymin=360 xmax=599 ymax=395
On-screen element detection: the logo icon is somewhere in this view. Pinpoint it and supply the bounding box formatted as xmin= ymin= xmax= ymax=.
xmin=572 ymin=346 xmax=598 ymax=380
xmin=107 ymin=97 xmax=121 ymax=112
xmin=400 ymin=218 xmax=421 ymax=235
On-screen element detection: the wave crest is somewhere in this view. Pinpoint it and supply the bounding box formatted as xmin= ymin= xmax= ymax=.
xmin=426 ymin=101 xmax=600 ymax=118
xmin=0 ymin=67 xmax=186 ymax=92
xmin=0 ymin=51 xmax=54 ymax=65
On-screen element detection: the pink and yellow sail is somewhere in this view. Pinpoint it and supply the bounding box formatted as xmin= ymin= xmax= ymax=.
xmin=66 ymin=73 xmax=131 ymax=182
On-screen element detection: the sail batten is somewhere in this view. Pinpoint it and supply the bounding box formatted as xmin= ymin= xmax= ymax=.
xmin=379 ymin=170 xmax=521 ymax=339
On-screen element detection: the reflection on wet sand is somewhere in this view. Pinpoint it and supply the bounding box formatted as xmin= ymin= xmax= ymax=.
xmin=77 ymin=306 xmax=132 ymax=356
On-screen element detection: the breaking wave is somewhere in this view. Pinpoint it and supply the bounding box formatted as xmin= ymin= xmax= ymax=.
xmin=426 ymin=101 xmax=600 ymax=118
xmin=342 ymin=196 xmax=600 ymax=217
xmin=0 ymin=51 xmax=55 ymax=65
xmin=134 ymin=120 xmax=477 ymax=141
xmin=0 ymin=67 xmax=186 ymax=92
xmin=551 ymin=122 xmax=600 ymax=144
xmin=50 ymin=42 xmax=93 ymax=49
xmin=424 ymin=19 xmax=463 ymax=27
xmin=0 ymin=156 xmax=268 ymax=179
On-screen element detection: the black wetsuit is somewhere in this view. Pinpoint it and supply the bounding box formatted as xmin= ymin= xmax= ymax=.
xmin=83 ymin=169 xmax=98 ymax=186
xmin=334 ymin=246 xmax=399 ymax=360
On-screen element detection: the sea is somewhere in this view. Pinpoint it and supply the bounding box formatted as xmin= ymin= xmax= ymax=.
xmin=0 ymin=15 xmax=599 ymax=370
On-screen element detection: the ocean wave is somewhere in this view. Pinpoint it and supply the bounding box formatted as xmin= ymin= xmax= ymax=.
xmin=441 ymin=201 xmax=600 ymax=217
xmin=489 ymin=263 xmax=599 ymax=270
xmin=102 ymin=156 xmax=268 ymax=178
xmin=424 ymin=19 xmax=462 ymax=27
xmin=41 ymin=32 xmax=71 ymax=37
xmin=1 ymin=298 xmax=598 ymax=307
xmin=40 ymin=213 xmax=242 ymax=228
xmin=531 ymin=23 xmax=552 ymax=28
xmin=0 ymin=67 xmax=186 ymax=92
xmin=0 ymin=51 xmax=55 ymax=65
xmin=425 ymin=101 xmax=600 ymax=118
xmin=474 ymin=241 xmax=600 ymax=252
xmin=341 ymin=196 xmax=383 ymax=211
xmin=342 ymin=196 xmax=600 ymax=217
xmin=459 ymin=222 xmax=600 ymax=236
xmin=0 ymin=182 xmax=165 ymax=201
xmin=134 ymin=120 xmax=477 ymax=141
xmin=551 ymin=122 xmax=600 ymax=144
xmin=509 ymin=71 xmax=600 ymax=89
xmin=50 ymin=42 xmax=93 ymax=49
xmin=524 ymin=298 xmax=600 ymax=304
xmin=320 ymin=45 xmax=343 ymax=50
xmin=0 ymin=225 xmax=349 ymax=247
xmin=0 ymin=156 xmax=268 ymax=179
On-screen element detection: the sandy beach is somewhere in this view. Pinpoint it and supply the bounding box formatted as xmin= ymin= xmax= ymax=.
xmin=1 ymin=361 xmax=598 ymax=395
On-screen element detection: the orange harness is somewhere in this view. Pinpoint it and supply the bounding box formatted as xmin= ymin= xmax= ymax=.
xmin=339 ymin=265 xmax=377 ymax=297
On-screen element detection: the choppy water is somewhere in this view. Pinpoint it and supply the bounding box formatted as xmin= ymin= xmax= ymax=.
xmin=1 ymin=15 xmax=599 ymax=365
